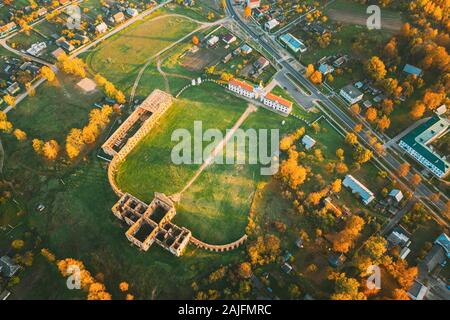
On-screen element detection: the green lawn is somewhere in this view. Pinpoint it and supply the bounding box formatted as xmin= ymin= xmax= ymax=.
xmin=7 ymin=73 xmax=104 ymax=142
xmin=85 ymin=15 xmax=199 ymax=94
xmin=115 ymin=83 xmax=248 ymax=200
xmin=174 ymin=105 xmax=302 ymax=244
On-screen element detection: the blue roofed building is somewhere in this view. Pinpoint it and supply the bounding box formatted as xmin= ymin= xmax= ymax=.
xmin=403 ymin=64 xmax=423 ymax=77
xmin=343 ymin=175 xmax=375 ymax=205
xmin=398 ymin=115 xmax=450 ymax=178
xmin=318 ymin=63 xmax=334 ymax=75
xmin=279 ymin=33 xmax=307 ymax=53
xmin=435 ymin=233 xmax=450 ymax=258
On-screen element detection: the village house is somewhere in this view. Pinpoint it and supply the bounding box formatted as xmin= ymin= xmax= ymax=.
xmin=246 ymin=0 xmax=261 ymax=9
xmin=408 ymin=280 xmax=428 ymax=300
xmin=241 ymin=44 xmax=253 ymax=55
xmin=342 ymin=175 xmax=375 ymax=205
xmin=340 ymin=84 xmax=364 ymax=105
xmin=0 ymin=22 xmax=17 ymax=36
xmin=6 ymin=82 xmax=20 ymax=95
xmin=95 ymin=22 xmax=108 ymax=34
xmin=301 ymin=135 xmax=316 ymax=150
xmin=318 ymin=63 xmax=334 ymax=75
xmin=222 ymin=34 xmax=237 ymax=45
xmin=386 ymin=226 xmax=411 ymax=260
xmin=265 ymin=18 xmax=280 ymax=31
xmin=253 ymin=56 xmax=269 ymax=71
xmin=389 ymin=189 xmax=404 ymax=204
xmin=26 ymin=42 xmax=47 ymax=56
xmin=37 ymin=7 xmax=48 ymax=17
xmin=126 ymin=7 xmax=139 ymax=17
xmin=207 ymin=35 xmax=219 ymax=47
xmin=420 ymin=233 xmax=449 ymax=274
xmin=227 ymin=79 xmax=292 ymax=115
xmin=228 ymin=79 xmax=255 ymax=99
xmin=0 ymin=256 xmax=20 ymax=277
xmin=398 ymin=115 xmax=450 ymax=178
xmin=403 ymin=64 xmax=423 ymax=77
xmin=111 ymin=12 xmax=125 ymax=24
xmin=262 ymin=92 xmax=293 ymax=114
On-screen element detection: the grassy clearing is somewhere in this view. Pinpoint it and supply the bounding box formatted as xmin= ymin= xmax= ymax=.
xmin=115 ymin=83 xmax=248 ymax=201
xmin=85 ymin=15 xmax=198 ymax=94
xmin=163 ymin=0 xmax=225 ymax=22
xmin=174 ymin=106 xmax=302 ymax=244
xmin=7 ymin=74 xmax=103 ymax=142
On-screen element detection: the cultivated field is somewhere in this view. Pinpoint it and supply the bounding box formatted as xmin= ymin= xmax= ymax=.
xmin=325 ymin=0 xmax=403 ymax=32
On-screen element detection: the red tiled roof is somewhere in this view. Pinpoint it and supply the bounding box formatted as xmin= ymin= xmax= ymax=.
xmin=229 ymin=79 xmax=254 ymax=92
xmin=265 ymin=93 xmax=293 ymax=108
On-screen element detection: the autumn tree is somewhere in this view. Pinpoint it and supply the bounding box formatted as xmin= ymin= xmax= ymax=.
xmin=365 ymin=107 xmax=378 ymax=122
xmin=244 ymin=6 xmax=252 ymax=18
xmin=40 ymin=66 xmax=56 ymax=82
xmin=329 ymin=272 xmax=367 ymax=300
xmin=119 ymin=282 xmax=129 ymax=292
xmin=13 ymin=129 xmax=27 ymax=141
xmin=345 ymin=133 xmax=358 ymax=145
xmin=336 ymin=148 xmax=344 ymax=161
xmin=410 ymin=101 xmax=426 ymax=119
xmin=42 ymin=140 xmax=60 ymax=160
xmin=365 ymin=56 xmax=387 ymax=81
xmin=409 ymin=173 xmax=422 ymax=188
xmin=377 ymin=115 xmax=391 ymax=131
xmin=237 ymin=262 xmax=252 ymax=279
xmin=192 ymin=35 xmax=199 ymax=46
xmin=3 ymin=94 xmax=15 ymax=107
xmin=397 ymin=163 xmax=411 ymax=178
xmin=310 ymin=70 xmax=323 ymax=84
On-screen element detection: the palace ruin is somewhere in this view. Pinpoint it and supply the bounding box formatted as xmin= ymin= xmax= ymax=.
xmin=112 ymin=192 xmax=191 ymax=256
xmin=104 ymin=89 xmax=247 ymax=257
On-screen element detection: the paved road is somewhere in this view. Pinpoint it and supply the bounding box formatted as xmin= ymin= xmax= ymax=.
xmin=380 ymin=200 xmax=416 ymax=235
xmin=225 ymin=0 xmax=448 ymax=227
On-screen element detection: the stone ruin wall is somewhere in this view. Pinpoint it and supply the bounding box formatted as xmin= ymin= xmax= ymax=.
xmin=107 ymin=90 xmax=173 ymax=197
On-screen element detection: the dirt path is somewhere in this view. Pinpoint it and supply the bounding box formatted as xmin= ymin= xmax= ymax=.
xmin=129 ymin=16 xmax=228 ymax=102
xmin=156 ymin=56 xmax=171 ymax=93
xmin=171 ymin=103 xmax=258 ymax=201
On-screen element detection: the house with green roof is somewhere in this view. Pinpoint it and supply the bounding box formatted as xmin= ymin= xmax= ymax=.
xmin=398 ymin=116 xmax=450 ymax=178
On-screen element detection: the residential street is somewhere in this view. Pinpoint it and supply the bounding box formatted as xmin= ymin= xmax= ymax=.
xmin=225 ymin=0 xmax=448 ymax=228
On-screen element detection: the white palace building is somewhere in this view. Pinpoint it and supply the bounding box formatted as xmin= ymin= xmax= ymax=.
xmin=228 ymin=79 xmax=293 ymax=115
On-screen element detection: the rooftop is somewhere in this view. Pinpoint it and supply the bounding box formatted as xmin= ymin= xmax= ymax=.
xmin=399 ymin=115 xmax=449 ymax=174
xmin=343 ymin=175 xmax=375 ymax=205
xmin=341 ymin=84 xmax=363 ymax=99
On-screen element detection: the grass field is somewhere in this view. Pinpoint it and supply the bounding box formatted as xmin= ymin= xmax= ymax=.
xmin=174 ymin=105 xmax=302 ymax=244
xmin=85 ymin=15 xmax=199 ymax=94
xmin=115 ymin=83 xmax=248 ymax=200
xmin=7 ymin=73 xmax=103 ymax=141
xmin=8 ymin=157 xmax=245 ymax=300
